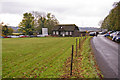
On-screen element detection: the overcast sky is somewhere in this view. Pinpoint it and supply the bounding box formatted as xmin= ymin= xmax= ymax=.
xmin=0 ymin=0 xmax=119 ymax=27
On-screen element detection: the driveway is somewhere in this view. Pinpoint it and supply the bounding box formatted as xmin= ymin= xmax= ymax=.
xmin=91 ymin=35 xmax=120 ymax=78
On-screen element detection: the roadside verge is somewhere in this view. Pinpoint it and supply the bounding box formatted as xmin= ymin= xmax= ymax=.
xmin=61 ymin=36 xmax=103 ymax=79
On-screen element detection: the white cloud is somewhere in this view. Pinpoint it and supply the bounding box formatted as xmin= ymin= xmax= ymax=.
xmin=0 ymin=13 xmax=23 ymax=26
xmin=0 ymin=0 xmax=119 ymax=27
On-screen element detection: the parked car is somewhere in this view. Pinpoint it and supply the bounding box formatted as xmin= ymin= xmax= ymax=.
xmin=99 ymin=31 xmax=107 ymax=34
xmin=37 ymin=35 xmax=44 ymax=37
xmin=110 ymin=32 xmax=117 ymax=38
xmin=4 ymin=36 xmax=11 ymax=38
xmin=102 ymin=31 xmax=107 ymax=34
xmin=7 ymin=35 xmax=12 ymax=38
xmin=104 ymin=33 xmax=110 ymax=37
xmin=112 ymin=31 xmax=120 ymax=42
xmin=115 ymin=35 xmax=120 ymax=42
xmin=11 ymin=36 xmax=19 ymax=38
xmin=30 ymin=35 xmax=37 ymax=37
xmin=108 ymin=31 xmax=115 ymax=34
xmin=0 ymin=36 xmax=4 ymax=38
xmin=104 ymin=31 xmax=115 ymax=37
xmin=99 ymin=32 xmax=102 ymax=34
xmin=19 ymin=35 xmax=28 ymax=38
xmin=89 ymin=32 xmax=96 ymax=36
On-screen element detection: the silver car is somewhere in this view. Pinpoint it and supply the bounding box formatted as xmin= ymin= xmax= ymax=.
xmin=112 ymin=31 xmax=120 ymax=42
xmin=110 ymin=32 xmax=117 ymax=38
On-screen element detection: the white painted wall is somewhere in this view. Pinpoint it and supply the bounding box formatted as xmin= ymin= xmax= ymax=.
xmin=42 ymin=28 xmax=48 ymax=36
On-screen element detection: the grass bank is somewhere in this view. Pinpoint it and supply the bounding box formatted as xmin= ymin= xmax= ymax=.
xmin=61 ymin=37 xmax=103 ymax=78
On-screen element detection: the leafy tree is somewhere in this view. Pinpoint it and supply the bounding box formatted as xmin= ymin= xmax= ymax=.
xmin=101 ymin=1 xmax=120 ymax=31
xmin=32 ymin=11 xmax=47 ymax=34
xmin=2 ymin=25 xmax=9 ymax=37
xmin=2 ymin=25 xmax=14 ymax=37
xmin=32 ymin=11 xmax=59 ymax=34
xmin=8 ymin=28 xmax=13 ymax=35
xmin=37 ymin=16 xmax=46 ymax=34
xmin=1 ymin=24 xmax=14 ymax=37
xmin=19 ymin=12 xmax=59 ymax=35
xmin=19 ymin=13 xmax=35 ymax=35
xmin=45 ymin=13 xmax=59 ymax=34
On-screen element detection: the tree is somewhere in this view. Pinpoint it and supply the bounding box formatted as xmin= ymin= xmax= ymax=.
xmin=8 ymin=28 xmax=13 ymax=35
xmin=32 ymin=11 xmax=46 ymax=34
xmin=37 ymin=16 xmax=46 ymax=33
xmin=98 ymin=20 xmax=103 ymax=27
xmin=32 ymin=11 xmax=59 ymax=34
xmin=19 ymin=13 xmax=35 ymax=35
xmin=2 ymin=25 xmax=9 ymax=37
xmin=101 ymin=1 xmax=120 ymax=31
xmin=2 ymin=24 xmax=14 ymax=37
xmin=19 ymin=12 xmax=59 ymax=35
xmin=44 ymin=13 xmax=59 ymax=34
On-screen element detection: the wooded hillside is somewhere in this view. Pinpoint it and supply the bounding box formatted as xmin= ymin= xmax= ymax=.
xmin=101 ymin=1 xmax=120 ymax=31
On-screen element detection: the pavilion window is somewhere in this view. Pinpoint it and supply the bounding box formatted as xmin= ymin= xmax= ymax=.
xmin=70 ymin=31 xmax=72 ymax=35
xmin=53 ymin=31 xmax=56 ymax=35
xmin=66 ymin=31 xmax=68 ymax=35
xmin=56 ymin=31 xmax=59 ymax=35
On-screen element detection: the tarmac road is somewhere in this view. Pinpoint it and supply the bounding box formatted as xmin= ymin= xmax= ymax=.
xmin=91 ymin=35 xmax=120 ymax=79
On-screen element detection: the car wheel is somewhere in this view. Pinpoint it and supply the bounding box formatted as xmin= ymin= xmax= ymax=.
xmin=112 ymin=37 xmax=116 ymax=41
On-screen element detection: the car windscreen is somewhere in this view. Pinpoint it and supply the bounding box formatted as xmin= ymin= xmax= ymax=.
xmin=118 ymin=32 xmax=120 ymax=35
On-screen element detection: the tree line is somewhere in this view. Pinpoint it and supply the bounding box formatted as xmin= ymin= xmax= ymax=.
xmin=19 ymin=11 xmax=59 ymax=35
xmin=101 ymin=1 xmax=120 ymax=31
xmin=1 ymin=11 xmax=59 ymax=37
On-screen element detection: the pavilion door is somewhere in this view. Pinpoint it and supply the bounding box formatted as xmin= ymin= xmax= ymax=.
xmin=60 ymin=31 xmax=65 ymax=37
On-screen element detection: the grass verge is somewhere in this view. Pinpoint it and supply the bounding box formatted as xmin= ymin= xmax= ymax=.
xmin=61 ymin=37 xmax=103 ymax=79
xmin=106 ymin=36 xmax=112 ymax=40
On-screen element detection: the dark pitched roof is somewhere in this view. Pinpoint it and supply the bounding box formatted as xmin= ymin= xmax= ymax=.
xmin=57 ymin=24 xmax=76 ymax=26
xmin=52 ymin=26 xmax=60 ymax=30
xmin=52 ymin=24 xmax=79 ymax=31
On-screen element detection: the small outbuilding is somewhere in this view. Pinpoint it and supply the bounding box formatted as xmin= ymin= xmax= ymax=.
xmin=52 ymin=24 xmax=79 ymax=37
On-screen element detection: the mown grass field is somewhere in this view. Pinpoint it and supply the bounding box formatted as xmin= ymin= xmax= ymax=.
xmin=2 ymin=37 xmax=103 ymax=78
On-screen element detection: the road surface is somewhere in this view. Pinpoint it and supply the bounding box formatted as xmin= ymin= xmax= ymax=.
xmin=91 ymin=35 xmax=120 ymax=78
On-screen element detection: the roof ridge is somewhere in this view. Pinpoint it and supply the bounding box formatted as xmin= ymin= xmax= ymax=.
xmin=57 ymin=24 xmax=76 ymax=26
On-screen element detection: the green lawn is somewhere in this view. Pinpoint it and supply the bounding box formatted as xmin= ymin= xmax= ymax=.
xmin=2 ymin=37 xmax=76 ymax=78
xmin=2 ymin=37 xmax=103 ymax=78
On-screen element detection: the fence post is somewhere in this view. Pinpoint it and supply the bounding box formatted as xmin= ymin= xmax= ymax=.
xmin=79 ymin=38 xmax=80 ymax=49
xmin=81 ymin=35 xmax=83 ymax=39
xmin=70 ymin=45 xmax=74 ymax=76
xmin=76 ymin=39 xmax=77 ymax=57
